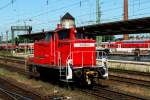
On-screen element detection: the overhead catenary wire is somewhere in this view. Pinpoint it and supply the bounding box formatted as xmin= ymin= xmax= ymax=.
xmin=0 ymin=0 xmax=16 ymax=11
xmin=1 ymin=0 xmax=88 ymax=26
xmin=1 ymin=0 xmax=150 ymax=25
xmin=1 ymin=0 xmax=150 ymax=33
xmin=28 ymin=0 xmax=88 ymax=19
xmin=0 ymin=0 xmax=91 ymax=33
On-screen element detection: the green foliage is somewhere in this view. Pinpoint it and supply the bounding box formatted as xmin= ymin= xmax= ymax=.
xmin=102 ymin=35 xmax=115 ymax=42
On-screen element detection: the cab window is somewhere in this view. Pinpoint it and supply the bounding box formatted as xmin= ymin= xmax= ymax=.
xmin=58 ymin=31 xmax=70 ymax=40
xmin=76 ymin=32 xmax=84 ymax=39
xmin=45 ymin=33 xmax=51 ymax=42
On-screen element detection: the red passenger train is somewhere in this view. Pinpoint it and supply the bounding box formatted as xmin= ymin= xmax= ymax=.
xmin=0 ymin=43 xmax=33 ymax=50
xmin=100 ymin=40 xmax=150 ymax=52
xmin=27 ymin=26 xmax=108 ymax=85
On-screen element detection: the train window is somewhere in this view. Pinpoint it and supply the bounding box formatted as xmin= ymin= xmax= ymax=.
xmin=124 ymin=40 xmax=145 ymax=43
xmin=76 ymin=32 xmax=84 ymax=39
xmin=58 ymin=31 xmax=70 ymax=40
xmin=45 ymin=33 xmax=51 ymax=42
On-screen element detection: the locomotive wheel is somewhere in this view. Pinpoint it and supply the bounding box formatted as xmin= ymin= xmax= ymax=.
xmin=27 ymin=65 xmax=40 ymax=79
xmin=26 ymin=65 xmax=33 ymax=79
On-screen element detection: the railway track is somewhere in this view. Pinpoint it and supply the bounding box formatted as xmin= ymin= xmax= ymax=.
xmin=0 ymin=56 xmax=149 ymax=99
xmin=0 ymin=86 xmax=68 ymax=100
xmin=0 ymin=87 xmax=32 ymax=100
xmin=108 ymin=69 xmax=150 ymax=87
xmin=109 ymin=75 xmax=150 ymax=87
xmin=2 ymin=56 xmax=149 ymax=88
xmin=109 ymin=68 xmax=150 ymax=76
xmin=0 ymin=56 xmax=25 ymax=64
xmin=0 ymin=76 xmax=42 ymax=100
xmin=80 ymin=85 xmax=146 ymax=100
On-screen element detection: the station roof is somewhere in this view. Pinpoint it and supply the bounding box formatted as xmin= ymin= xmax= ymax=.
xmin=19 ymin=16 xmax=150 ymax=38
xmin=19 ymin=30 xmax=53 ymax=38
xmin=77 ymin=16 xmax=150 ymax=36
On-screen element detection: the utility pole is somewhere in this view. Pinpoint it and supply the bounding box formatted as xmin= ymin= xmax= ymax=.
xmin=0 ymin=32 xmax=2 ymax=45
xmin=123 ymin=0 xmax=129 ymax=40
xmin=96 ymin=0 xmax=100 ymax=23
xmin=96 ymin=0 xmax=102 ymax=44
xmin=6 ymin=31 xmax=8 ymax=53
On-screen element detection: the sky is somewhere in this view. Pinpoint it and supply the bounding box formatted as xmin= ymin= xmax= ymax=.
xmin=0 ymin=0 xmax=150 ymax=40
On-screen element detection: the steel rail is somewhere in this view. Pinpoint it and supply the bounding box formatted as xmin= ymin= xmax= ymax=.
xmin=0 ymin=87 xmax=32 ymax=100
xmin=109 ymin=68 xmax=150 ymax=76
xmin=80 ymin=88 xmax=113 ymax=100
xmin=93 ymin=85 xmax=147 ymax=100
xmin=109 ymin=75 xmax=150 ymax=87
xmin=0 ymin=56 xmax=149 ymax=99
xmin=78 ymin=84 xmax=146 ymax=100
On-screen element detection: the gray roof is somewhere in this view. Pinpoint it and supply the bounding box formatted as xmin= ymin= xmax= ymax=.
xmin=61 ymin=12 xmax=75 ymax=21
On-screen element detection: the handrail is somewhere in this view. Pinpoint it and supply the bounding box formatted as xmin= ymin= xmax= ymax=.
xmin=65 ymin=52 xmax=72 ymax=80
xmin=64 ymin=50 xmax=107 ymax=80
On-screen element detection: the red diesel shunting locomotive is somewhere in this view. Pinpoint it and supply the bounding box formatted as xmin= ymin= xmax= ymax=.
xmin=27 ymin=13 xmax=108 ymax=85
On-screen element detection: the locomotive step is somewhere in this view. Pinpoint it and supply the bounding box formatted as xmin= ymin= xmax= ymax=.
xmin=60 ymin=75 xmax=66 ymax=76
xmin=60 ymin=79 xmax=74 ymax=83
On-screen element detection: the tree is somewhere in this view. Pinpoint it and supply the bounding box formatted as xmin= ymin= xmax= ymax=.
xmin=102 ymin=35 xmax=115 ymax=42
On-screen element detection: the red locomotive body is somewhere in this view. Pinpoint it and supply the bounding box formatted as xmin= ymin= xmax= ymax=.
xmin=27 ymin=27 xmax=108 ymax=85
xmin=34 ymin=30 xmax=96 ymax=67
